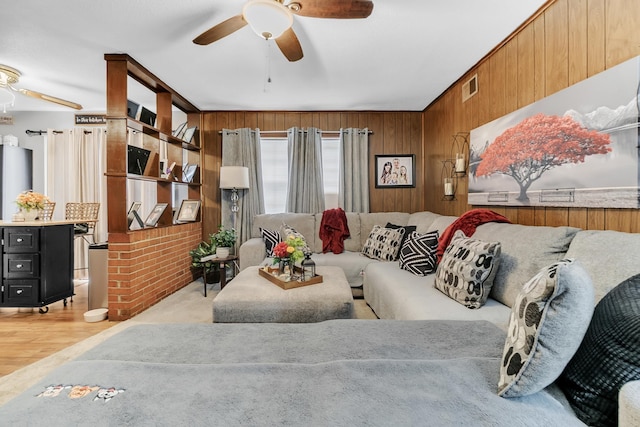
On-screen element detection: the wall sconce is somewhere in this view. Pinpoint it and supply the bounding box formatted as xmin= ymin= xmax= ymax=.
xmin=451 ymin=132 xmax=470 ymax=176
xmin=220 ymin=166 xmax=250 ymax=213
xmin=440 ymin=132 xmax=470 ymax=201
xmin=441 ymin=160 xmax=457 ymax=201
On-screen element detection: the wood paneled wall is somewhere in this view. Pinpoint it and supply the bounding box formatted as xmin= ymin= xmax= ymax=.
xmin=201 ymin=111 xmax=423 ymax=237
xmin=423 ymin=0 xmax=640 ymax=231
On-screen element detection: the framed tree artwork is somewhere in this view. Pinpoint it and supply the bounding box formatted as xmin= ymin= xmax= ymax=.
xmin=469 ymin=55 xmax=640 ymax=208
xmin=375 ymin=154 xmax=416 ymax=188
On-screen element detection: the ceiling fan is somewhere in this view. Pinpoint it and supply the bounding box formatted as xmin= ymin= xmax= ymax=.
xmin=193 ymin=0 xmax=374 ymax=62
xmin=0 ymin=64 xmax=83 ymax=111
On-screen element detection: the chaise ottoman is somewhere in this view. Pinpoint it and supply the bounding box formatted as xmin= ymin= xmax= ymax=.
xmin=212 ymin=266 xmax=354 ymax=323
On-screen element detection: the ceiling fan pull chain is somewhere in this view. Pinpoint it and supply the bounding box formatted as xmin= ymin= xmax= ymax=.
xmin=264 ymin=39 xmax=272 ymax=92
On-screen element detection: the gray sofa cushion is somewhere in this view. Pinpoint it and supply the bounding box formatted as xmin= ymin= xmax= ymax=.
xmin=426 ymin=215 xmax=458 ymax=235
xmin=312 ymin=251 xmax=378 ymax=288
xmin=473 ymin=223 xmax=580 ymax=308
xmin=565 ymin=230 xmax=640 ymax=303
xmin=359 ymin=212 xmax=410 ymax=245
xmin=407 ymin=211 xmax=442 ymax=234
xmin=252 ymin=213 xmax=316 ymax=250
xmin=363 ymin=262 xmax=512 ymax=329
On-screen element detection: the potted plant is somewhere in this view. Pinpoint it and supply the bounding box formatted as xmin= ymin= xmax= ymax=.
xmin=189 ymin=238 xmax=220 ymax=284
xmin=211 ymin=226 xmax=237 ymax=258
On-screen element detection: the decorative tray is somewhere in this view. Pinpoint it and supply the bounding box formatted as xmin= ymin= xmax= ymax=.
xmin=258 ymin=267 xmax=323 ymax=290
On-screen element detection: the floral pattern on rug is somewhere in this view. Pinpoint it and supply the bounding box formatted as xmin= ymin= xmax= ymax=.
xmin=36 ymin=384 xmax=125 ymax=402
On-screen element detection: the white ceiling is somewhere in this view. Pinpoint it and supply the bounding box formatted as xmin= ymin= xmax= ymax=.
xmin=2 ymin=0 xmax=547 ymax=113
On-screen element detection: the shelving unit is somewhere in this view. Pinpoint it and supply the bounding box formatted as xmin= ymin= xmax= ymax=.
xmin=104 ymin=54 xmax=202 ymax=233
xmin=104 ymin=54 xmax=205 ymax=321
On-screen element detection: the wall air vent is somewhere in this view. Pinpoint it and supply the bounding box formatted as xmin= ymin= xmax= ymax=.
xmin=462 ymin=74 xmax=478 ymax=102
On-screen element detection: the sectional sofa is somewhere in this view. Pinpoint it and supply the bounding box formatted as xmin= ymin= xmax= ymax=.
xmin=240 ymin=209 xmax=640 ymax=426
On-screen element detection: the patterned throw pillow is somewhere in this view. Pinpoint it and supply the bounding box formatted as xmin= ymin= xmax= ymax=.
xmin=558 ymin=273 xmax=640 ymax=426
xmin=281 ymin=223 xmax=311 ymax=255
xmin=361 ymin=225 xmax=405 ymax=261
xmin=259 ymin=228 xmax=280 ymax=256
xmin=498 ymin=259 xmax=595 ymax=398
xmin=398 ymin=231 xmax=439 ymax=276
xmin=434 ymin=230 xmax=501 ymax=309
xmin=385 ymin=222 xmax=417 ymax=249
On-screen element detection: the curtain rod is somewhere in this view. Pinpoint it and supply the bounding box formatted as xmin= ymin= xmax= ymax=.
xmin=26 ymin=130 xmax=60 ymax=136
xmin=26 ymin=129 xmax=101 ymax=136
xmin=219 ymin=129 xmax=372 ymax=135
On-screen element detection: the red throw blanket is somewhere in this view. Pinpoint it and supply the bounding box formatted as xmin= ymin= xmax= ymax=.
xmin=319 ymin=208 xmax=351 ymax=254
xmin=436 ymin=208 xmax=511 ymax=263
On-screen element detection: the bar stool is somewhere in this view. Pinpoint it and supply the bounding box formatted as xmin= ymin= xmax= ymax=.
xmin=40 ymin=201 xmax=56 ymax=220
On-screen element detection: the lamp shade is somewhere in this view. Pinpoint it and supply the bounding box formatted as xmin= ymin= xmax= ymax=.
xmin=242 ymin=0 xmax=293 ymax=40
xmin=220 ymin=166 xmax=250 ymax=189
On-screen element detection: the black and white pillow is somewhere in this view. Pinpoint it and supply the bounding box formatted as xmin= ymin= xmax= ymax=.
xmin=434 ymin=230 xmax=501 ymax=309
xmin=386 ymin=223 xmax=417 ymax=249
xmin=361 ymin=225 xmax=405 ymax=261
xmin=498 ymin=259 xmax=595 ymax=398
xmin=558 ymin=273 xmax=640 ymax=425
xmin=259 ymin=227 xmax=280 ymax=256
xmin=398 ymin=231 xmax=439 ymax=276
xmin=281 ymin=223 xmax=311 ymax=255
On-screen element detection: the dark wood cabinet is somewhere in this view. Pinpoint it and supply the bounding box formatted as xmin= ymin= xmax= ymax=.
xmin=1 ymin=224 xmax=74 ymax=313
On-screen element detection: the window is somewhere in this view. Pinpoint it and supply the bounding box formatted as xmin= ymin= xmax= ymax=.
xmin=260 ymin=137 xmax=340 ymax=213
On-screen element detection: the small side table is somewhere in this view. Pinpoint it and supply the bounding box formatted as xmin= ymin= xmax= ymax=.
xmin=200 ymin=254 xmax=238 ymax=297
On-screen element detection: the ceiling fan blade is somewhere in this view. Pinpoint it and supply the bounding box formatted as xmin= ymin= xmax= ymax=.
xmin=193 ymin=15 xmax=247 ymax=45
xmin=17 ymin=88 xmax=82 ymax=110
xmin=275 ymin=28 xmax=304 ymax=62
xmin=290 ymin=0 xmax=373 ymax=18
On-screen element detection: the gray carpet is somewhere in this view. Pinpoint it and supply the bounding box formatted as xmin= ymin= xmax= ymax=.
xmin=0 ymin=320 xmax=583 ymax=426
xmin=0 ymin=279 xmax=376 ymax=406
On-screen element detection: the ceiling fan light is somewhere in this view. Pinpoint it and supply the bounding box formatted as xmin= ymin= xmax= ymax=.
xmin=242 ymin=0 xmax=293 ymax=40
xmin=0 ymin=87 xmax=15 ymax=113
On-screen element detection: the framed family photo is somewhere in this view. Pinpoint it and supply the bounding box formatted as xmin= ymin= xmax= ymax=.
xmin=375 ymin=154 xmax=416 ymax=188
xmin=144 ymin=203 xmax=168 ymax=227
xmin=127 ymin=201 xmax=144 ymax=229
xmin=174 ymin=199 xmax=201 ymax=223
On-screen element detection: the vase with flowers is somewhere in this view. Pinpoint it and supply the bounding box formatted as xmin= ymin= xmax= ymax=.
xmin=15 ymin=190 xmax=49 ymax=221
xmin=272 ymin=236 xmax=306 ymax=280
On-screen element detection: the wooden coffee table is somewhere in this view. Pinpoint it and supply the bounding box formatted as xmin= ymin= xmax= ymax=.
xmin=212 ymin=266 xmax=354 ymax=323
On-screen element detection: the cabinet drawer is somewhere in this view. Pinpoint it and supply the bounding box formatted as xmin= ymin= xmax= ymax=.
xmin=3 ymin=228 xmax=40 ymax=253
xmin=4 ymin=254 xmax=39 ymax=278
xmin=2 ymin=280 xmax=39 ymax=306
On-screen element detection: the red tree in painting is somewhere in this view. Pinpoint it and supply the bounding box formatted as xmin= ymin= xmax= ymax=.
xmin=475 ymin=113 xmax=612 ymax=201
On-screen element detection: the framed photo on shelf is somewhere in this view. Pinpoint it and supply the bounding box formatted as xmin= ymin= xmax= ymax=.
xmin=182 ymin=163 xmax=198 ymax=183
xmin=139 ymin=106 xmax=156 ymax=127
xmin=182 ymin=126 xmax=198 ymax=143
xmin=127 ymin=201 xmax=144 ymax=229
xmin=173 ymin=122 xmax=187 ymax=138
xmin=127 ymin=99 xmax=140 ymax=120
xmin=174 ymin=199 xmax=200 ymax=223
xmin=144 ymin=203 xmax=168 ymax=227
xmin=375 ymin=154 xmax=416 ymax=188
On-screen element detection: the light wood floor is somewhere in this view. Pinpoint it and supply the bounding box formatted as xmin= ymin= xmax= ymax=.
xmin=0 ymin=281 xmax=117 ymax=378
